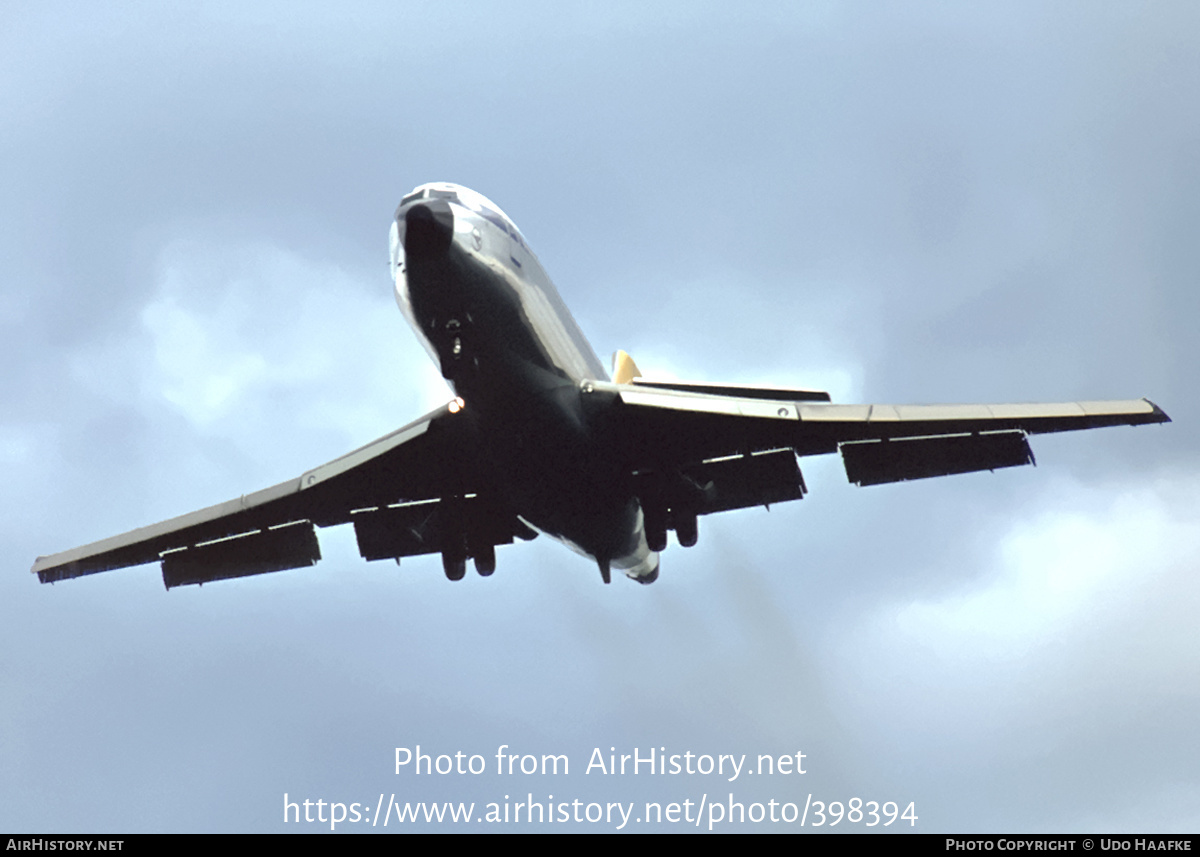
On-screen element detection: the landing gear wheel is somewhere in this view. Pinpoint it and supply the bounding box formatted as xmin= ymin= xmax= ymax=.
xmin=440 ymin=494 xmax=467 ymax=580
xmin=442 ymin=553 xmax=466 ymax=581
xmin=675 ymin=513 xmax=698 ymax=548
xmin=474 ymin=544 xmax=496 ymax=577
xmin=644 ymin=505 xmax=668 ymax=552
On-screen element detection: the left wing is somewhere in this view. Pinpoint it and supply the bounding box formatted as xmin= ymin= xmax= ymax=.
xmin=33 ymin=402 xmax=518 ymax=588
xmin=599 ymin=380 xmax=1169 ymax=513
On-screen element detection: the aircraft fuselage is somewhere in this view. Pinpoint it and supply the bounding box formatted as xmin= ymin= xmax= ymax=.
xmin=390 ymin=183 xmax=657 ymax=582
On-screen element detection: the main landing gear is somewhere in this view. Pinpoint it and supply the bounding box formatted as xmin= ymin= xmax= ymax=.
xmin=644 ymin=503 xmax=700 ymax=552
xmin=473 ymin=543 xmax=496 ymax=577
xmin=440 ymin=546 xmax=496 ymax=581
xmin=674 ymin=512 xmax=698 ymax=548
xmin=439 ymin=317 xmax=480 ymax=383
xmin=439 ymin=495 xmax=500 ymax=580
xmin=441 ymin=552 xmax=467 ymax=581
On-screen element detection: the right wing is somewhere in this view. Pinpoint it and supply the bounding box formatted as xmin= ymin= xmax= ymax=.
xmin=787 ymin=398 xmax=1170 ymax=485
xmin=601 ymin=380 xmax=1169 ymax=515
xmin=611 ymin=381 xmax=1168 ymax=461
xmin=32 ymin=402 xmax=521 ymax=588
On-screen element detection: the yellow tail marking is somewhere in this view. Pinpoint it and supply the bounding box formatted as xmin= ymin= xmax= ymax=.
xmin=611 ymin=350 xmax=643 ymax=385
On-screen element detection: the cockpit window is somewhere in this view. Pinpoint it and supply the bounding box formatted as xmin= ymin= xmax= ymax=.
xmin=402 ymin=183 xmax=522 ymax=237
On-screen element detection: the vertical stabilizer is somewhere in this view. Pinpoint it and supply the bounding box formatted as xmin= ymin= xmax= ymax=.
xmin=612 ymin=350 xmax=643 ymax=385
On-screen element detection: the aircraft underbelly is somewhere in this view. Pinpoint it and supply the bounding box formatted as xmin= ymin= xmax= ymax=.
xmin=403 ymin=225 xmax=646 ymax=569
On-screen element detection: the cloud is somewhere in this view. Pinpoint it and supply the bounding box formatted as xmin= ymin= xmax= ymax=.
xmin=136 ymin=238 xmax=450 ymax=444
xmin=823 ymin=470 xmax=1200 ymax=827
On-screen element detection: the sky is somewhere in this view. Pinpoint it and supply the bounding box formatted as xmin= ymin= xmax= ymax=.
xmin=2 ymin=1 xmax=1197 ymax=833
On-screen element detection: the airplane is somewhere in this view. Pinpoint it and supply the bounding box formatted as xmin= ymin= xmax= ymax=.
xmin=32 ymin=182 xmax=1171 ymax=588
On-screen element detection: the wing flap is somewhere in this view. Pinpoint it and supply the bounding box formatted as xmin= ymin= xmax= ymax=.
xmin=160 ymin=521 xmax=321 ymax=589
xmin=350 ymin=497 xmax=524 ymax=562
xmin=633 ymin=448 xmax=806 ymax=519
xmin=353 ymin=501 xmax=442 ymax=561
xmin=841 ymin=431 xmax=1035 ymax=487
xmin=691 ymin=449 xmax=807 ymax=513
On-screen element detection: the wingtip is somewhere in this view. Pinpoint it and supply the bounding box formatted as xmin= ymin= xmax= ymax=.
xmin=1144 ymin=398 xmax=1171 ymax=424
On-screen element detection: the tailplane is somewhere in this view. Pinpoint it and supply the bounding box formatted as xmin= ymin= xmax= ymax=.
xmin=610 ymin=349 xmax=830 ymax=402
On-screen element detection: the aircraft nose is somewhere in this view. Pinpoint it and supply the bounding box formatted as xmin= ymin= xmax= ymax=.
xmin=404 ymin=201 xmax=455 ymax=257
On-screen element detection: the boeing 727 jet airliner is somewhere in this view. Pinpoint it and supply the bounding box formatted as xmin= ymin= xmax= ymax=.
xmin=33 ymin=183 xmax=1170 ymax=587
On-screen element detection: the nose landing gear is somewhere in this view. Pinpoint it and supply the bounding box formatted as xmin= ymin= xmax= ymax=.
xmin=439 ymin=317 xmax=479 ymax=382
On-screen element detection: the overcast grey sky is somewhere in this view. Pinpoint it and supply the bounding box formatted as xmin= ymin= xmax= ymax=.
xmin=3 ymin=1 xmax=1197 ymax=832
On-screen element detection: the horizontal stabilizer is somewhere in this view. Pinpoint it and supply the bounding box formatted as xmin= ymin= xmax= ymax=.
xmin=632 ymin=378 xmax=831 ymax=402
